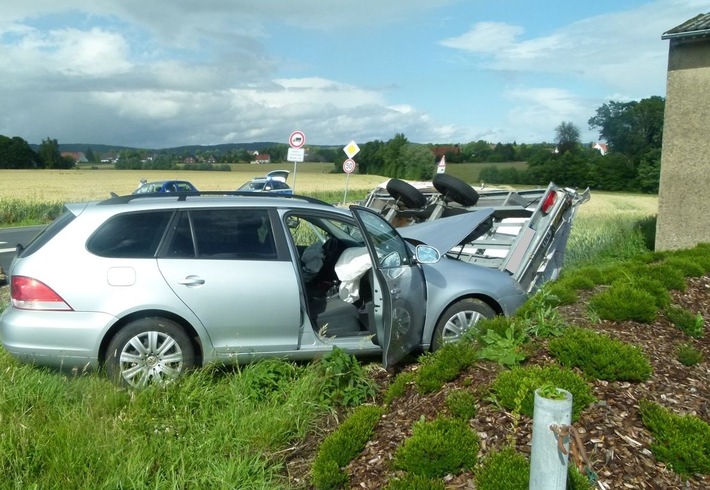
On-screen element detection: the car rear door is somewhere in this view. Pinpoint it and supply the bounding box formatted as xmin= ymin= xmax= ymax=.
xmin=350 ymin=206 xmax=427 ymax=368
xmin=157 ymin=208 xmax=302 ymax=355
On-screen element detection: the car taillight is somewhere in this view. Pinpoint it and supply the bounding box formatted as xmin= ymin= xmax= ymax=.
xmin=541 ymin=191 xmax=557 ymax=214
xmin=11 ymin=276 xmax=73 ymax=311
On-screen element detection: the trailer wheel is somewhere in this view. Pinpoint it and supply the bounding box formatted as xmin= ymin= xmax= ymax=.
xmin=433 ymin=173 xmax=479 ymax=207
xmin=386 ymin=178 xmax=428 ymax=209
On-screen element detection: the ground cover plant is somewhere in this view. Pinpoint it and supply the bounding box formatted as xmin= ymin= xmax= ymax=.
xmin=5 ymin=177 xmax=710 ymax=488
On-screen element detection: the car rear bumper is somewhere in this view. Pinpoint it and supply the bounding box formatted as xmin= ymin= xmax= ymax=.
xmin=0 ymin=308 xmax=115 ymax=370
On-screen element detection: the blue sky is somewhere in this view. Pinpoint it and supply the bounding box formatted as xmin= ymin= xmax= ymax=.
xmin=0 ymin=0 xmax=706 ymax=149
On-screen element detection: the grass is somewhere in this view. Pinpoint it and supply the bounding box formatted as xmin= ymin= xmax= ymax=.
xmin=0 ymin=170 xmax=672 ymax=488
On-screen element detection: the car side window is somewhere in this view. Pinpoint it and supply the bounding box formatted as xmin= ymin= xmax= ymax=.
xmin=171 ymin=209 xmax=277 ymax=260
xmin=88 ymin=211 xmax=173 ymax=258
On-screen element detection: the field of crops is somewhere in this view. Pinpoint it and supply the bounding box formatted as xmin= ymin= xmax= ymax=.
xmin=0 ymin=164 xmax=658 ymax=218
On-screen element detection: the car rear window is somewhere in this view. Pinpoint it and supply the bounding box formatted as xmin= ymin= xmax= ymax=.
xmin=87 ymin=211 xmax=174 ymax=258
xmin=167 ymin=209 xmax=277 ymax=260
xmin=17 ymin=208 xmax=77 ymax=258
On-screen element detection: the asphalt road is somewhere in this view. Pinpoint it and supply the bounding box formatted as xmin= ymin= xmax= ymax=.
xmin=0 ymin=226 xmax=45 ymax=275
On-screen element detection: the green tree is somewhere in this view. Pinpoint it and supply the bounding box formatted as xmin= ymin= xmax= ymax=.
xmin=554 ymin=121 xmax=581 ymax=154
xmin=400 ymin=143 xmax=436 ymax=180
xmin=84 ymin=147 xmax=96 ymax=163
xmin=588 ymin=96 xmax=665 ymax=158
xmin=38 ymin=137 xmax=72 ymax=169
xmin=0 ymin=135 xmax=41 ymax=169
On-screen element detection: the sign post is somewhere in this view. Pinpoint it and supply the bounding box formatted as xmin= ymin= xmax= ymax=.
xmin=288 ymin=130 xmax=306 ymax=192
xmin=342 ymin=140 xmax=360 ymax=203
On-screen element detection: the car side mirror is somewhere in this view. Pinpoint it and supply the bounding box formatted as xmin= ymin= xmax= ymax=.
xmin=414 ymin=244 xmax=440 ymax=264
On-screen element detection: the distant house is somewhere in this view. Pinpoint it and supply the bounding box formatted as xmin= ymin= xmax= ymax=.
xmin=656 ymin=12 xmax=710 ymax=251
xmin=431 ymin=145 xmax=460 ymax=159
xmin=254 ymin=154 xmax=271 ymax=164
xmin=60 ymin=151 xmax=88 ymax=163
xmin=592 ymin=142 xmax=608 ymax=155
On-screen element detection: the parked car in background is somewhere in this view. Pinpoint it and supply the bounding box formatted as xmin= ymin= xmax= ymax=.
xmin=1 ymin=190 xmax=541 ymax=388
xmin=134 ymin=180 xmax=198 ymax=194
xmin=238 ymin=170 xmax=292 ymax=194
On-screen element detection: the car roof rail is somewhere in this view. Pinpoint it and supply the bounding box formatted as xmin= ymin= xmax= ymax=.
xmin=98 ymin=191 xmax=333 ymax=207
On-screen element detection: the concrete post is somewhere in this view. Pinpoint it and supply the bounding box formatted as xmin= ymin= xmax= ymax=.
xmin=529 ymin=388 xmax=573 ymax=490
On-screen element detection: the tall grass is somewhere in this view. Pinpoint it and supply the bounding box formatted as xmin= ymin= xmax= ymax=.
xmin=0 ymin=354 xmax=334 ymax=489
xmin=565 ymin=214 xmax=656 ymax=269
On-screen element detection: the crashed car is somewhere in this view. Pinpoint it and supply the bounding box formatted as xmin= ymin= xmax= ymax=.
xmin=362 ymin=173 xmax=590 ymax=295
xmin=1 ymin=190 xmax=537 ymax=388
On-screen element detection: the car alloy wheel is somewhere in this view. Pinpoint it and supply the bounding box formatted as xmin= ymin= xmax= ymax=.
xmin=106 ymin=318 xmax=196 ymax=388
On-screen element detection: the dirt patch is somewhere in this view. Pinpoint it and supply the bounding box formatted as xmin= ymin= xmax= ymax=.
xmin=286 ymin=276 xmax=710 ymax=489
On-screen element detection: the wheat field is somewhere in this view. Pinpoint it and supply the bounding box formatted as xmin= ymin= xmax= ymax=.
xmin=0 ymin=165 xmax=658 ymax=219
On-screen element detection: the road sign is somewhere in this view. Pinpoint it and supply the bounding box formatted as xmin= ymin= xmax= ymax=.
xmin=342 ymin=158 xmax=356 ymax=174
xmin=289 ymin=130 xmax=306 ymax=149
xmin=287 ymin=147 xmax=305 ymax=162
xmin=343 ymin=140 xmax=360 ymax=159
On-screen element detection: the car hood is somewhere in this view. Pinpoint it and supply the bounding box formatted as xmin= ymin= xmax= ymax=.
xmin=398 ymin=208 xmax=495 ymax=252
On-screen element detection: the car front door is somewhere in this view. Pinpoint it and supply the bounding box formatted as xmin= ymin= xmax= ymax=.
xmin=350 ymin=206 xmax=427 ymax=367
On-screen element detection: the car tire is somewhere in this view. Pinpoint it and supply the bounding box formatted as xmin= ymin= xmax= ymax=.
xmin=386 ymin=178 xmax=428 ymax=209
xmin=432 ymin=173 xmax=480 ymax=207
xmin=432 ymin=298 xmax=495 ymax=351
xmin=105 ymin=317 xmax=196 ymax=388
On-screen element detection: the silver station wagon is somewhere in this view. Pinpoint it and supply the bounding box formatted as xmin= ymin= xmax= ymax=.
xmin=0 ymin=184 xmax=586 ymax=388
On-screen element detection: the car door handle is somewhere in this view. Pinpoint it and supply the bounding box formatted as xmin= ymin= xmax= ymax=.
xmin=178 ymin=276 xmax=205 ymax=286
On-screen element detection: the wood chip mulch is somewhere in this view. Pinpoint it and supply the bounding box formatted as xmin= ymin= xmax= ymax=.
xmin=286 ymin=276 xmax=710 ymax=489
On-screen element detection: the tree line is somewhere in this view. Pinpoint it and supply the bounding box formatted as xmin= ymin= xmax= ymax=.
xmin=0 ymin=96 xmax=664 ymax=193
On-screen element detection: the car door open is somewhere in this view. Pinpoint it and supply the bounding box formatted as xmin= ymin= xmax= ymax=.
xmin=350 ymin=206 xmax=428 ymax=367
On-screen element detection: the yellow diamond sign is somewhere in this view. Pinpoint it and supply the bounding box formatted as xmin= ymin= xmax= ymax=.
xmin=343 ymin=140 xmax=360 ymax=159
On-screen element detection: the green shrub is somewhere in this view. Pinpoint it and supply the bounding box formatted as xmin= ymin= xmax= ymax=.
xmin=415 ymin=341 xmax=478 ymax=394
xmin=665 ymin=305 xmax=704 ymax=338
xmin=676 ymin=343 xmax=704 ymax=366
xmin=548 ymin=327 xmax=652 ymax=382
xmin=311 ymin=405 xmax=383 ymax=489
xmin=489 ymin=365 xmax=595 ymax=422
xmin=588 ymin=282 xmax=658 ymax=323
xmin=383 ymin=474 xmax=446 ymax=490
xmin=639 ymin=262 xmax=687 ymax=291
xmin=316 ymin=347 xmax=377 ymax=407
xmin=545 ymin=281 xmax=579 ymax=305
xmin=392 ymin=416 xmax=479 ymax=478
xmin=662 ymin=257 xmax=706 ymax=278
xmin=514 ymin=288 xmax=567 ymax=338
xmin=445 ymin=389 xmax=478 ymax=420
xmin=640 ymin=401 xmax=710 ymax=476
xmin=383 ymin=371 xmax=415 ymax=405
xmin=239 ymin=358 xmax=300 ymax=402
xmin=477 ymin=322 xmax=528 ymax=366
xmin=475 ymin=446 xmax=529 ymax=490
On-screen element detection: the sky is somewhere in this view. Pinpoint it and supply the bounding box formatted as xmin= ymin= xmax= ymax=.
xmin=0 ymin=0 xmax=706 ymax=149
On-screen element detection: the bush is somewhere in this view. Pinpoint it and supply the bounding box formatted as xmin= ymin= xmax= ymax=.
xmin=415 ymin=341 xmax=478 ymax=394
xmin=640 ymin=401 xmax=710 ymax=476
xmin=383 ymin=371 xmax=415 ymax=405
xmin=489 ymin=365 xmax=595 ymax=422
xmin=311 ymin=405 xmax=383 ymax=489
xmin=588 ymin=282 xmax=658 ymax=323
xmin=548 ymin=327 xmax=652 ymax=382
xmin=662 ymin=257 xmax=706 ymax=278
xmin=316 ymin=347 xmax=377 ymax=407
xmin=665 ymin=305 xmax=704 ymax=338
xmin=475 ymin=446 xmax=529 ymax=490
xmin=676 ymin=343 xmax=704 ymax=366
xmin=383 ymin=474 xmax=446 ymax=490
xmin=445 ymin=389 xmax=478 ymax=420
xmin=392 ymin=416 xmax=479 ymax=478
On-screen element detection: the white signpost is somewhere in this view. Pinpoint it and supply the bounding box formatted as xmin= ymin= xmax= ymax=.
xmin=288 ymin=130 xmax=306 ymax=192
xmin=342 ymin=141 xmax=360 ymax=203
